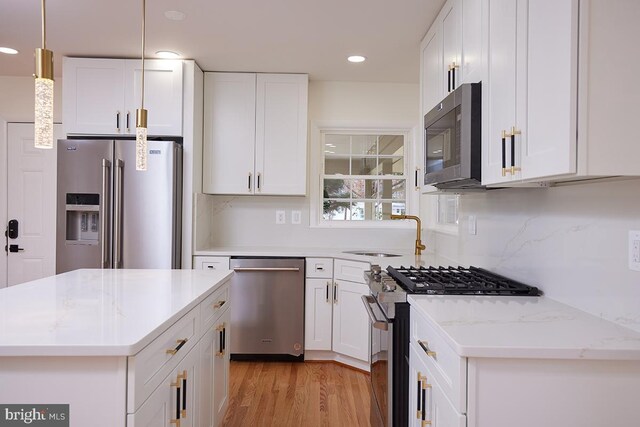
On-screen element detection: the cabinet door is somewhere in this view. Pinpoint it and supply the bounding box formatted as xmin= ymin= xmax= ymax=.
xmin=213 ymin=309 xmax=230 ymax=426
xmin=198 ymin=309 xmax=229 ymax=427
xmin=304 ymin=278 xmax=333 ymax=351
xmin=125 ymin=59 xmax=183 ymax=136
xmin=442 ymin=0 xmax=462 ymax=93
xmin=254 ymin=73 xmax=308 ymax=195
xmin=62 ymin=57 xmax=125 ymax=135
xmin=203 ymin=73 xmax=257 ymax=194
xmin=331 ymin=279 xmax=369 ymax=362
xmin=421 ymin=26 xmax=444 ymax=115
xmin=128 ymin=346 xmax=198 ymax=427
xmin=481 ymin=0 xmax=519 ymax=185
xmin=521 ymin=0 xmax=578 ymax=180
xmin=461 ymin=0 xmax=482 ymax=84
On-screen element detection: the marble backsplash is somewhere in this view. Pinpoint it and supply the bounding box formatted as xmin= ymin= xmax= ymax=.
xmin=423 ymin=178 xmax=640 ymax=333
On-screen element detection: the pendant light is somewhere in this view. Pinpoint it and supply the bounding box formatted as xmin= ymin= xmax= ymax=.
xmin=34 ymin=0 xmax=54 ymax=149
xmin=135 ymin=0 xmax=148 ymax=171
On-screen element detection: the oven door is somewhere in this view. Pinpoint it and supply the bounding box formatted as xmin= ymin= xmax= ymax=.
xmin=362 ymin=295 xmax=392 ymax=427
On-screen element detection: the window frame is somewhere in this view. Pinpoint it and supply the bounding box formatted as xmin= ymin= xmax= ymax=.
xmin=423 ymin=194 xmax=460 ymax=235
xmin=310 ymin=121 xmax=418 ymax=229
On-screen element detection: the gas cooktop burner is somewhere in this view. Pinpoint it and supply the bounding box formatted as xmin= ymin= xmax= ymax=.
xmin=386 ymin=265 xmax=540 ymax=296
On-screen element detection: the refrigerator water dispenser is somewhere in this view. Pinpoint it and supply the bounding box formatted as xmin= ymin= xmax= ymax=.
xmin=65 ymin=193 xmax=100 ymax=245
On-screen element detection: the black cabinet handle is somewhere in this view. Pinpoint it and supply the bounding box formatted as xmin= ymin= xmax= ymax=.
xmin=447 ymin=68 xmax=451 ymax=93
xmin=501 ymin=130 xmax=509 ymax=177
xmin=248 ymin=173 xmax=252 ymax=192
xmin=333 ymin=283 xmax=337 ymax=303
xmin=414 ymin=169 xmax=418 ymax=188
xmin=511 ymin=133 xmax=516 ymax=173
xmin=452 ymin=66 xmax=456 ymax=90
xmin=326 ymin=282 xmax=329 ymax=302
xmin=166 ymin=338 xmax=188 ymax=355
xmin=421 ymin=383 xmax=427 ymax=421
xmin=176 ymin=386 xmax=181 ymax=420
xmin=126 ymin=111 xmax=130 ymax=133
xmin=182 ymin=376 xmax=187 ymax=417
xmin=222 ymin=326 xmax=226 ymax=351
xmin=257 ymin=173 xmax=261 ymax=190
xmin=416 ymin=374 xmax=422 ymax=419
xmin=116 ymin=111 xmax=120 ymax=131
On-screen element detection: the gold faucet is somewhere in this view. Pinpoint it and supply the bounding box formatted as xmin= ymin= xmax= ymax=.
xmin=390 ymin=214 xmax=426 ymax=255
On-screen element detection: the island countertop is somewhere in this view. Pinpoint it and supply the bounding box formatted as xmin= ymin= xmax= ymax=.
xmin=0 ymin=269 xmax=233 ymax=357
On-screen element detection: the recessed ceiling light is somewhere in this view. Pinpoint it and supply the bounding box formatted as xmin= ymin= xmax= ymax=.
xmin=0 ymin=47 xmax=19 ymax=55
xmin=156 ymin=50 xmax=180 ymax=59
xmin=164 ymin=10 xmax=186 ymax=21
xmin=347 ymin=55 xmax=366 ymax=63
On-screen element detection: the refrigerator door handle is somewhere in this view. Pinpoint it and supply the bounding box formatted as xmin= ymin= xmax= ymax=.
xmin=101 ymin=159 xmax=112 ymax=268
xmin=114 ymin=159 xmax=124 ymax=269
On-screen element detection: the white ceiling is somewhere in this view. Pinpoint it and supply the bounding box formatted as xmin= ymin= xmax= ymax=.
xmin=0 ymin=0 xmax=445 ymax=82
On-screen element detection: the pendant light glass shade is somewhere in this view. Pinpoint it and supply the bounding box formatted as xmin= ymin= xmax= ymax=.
xmin=34 ymin=1 xmax=54 ymax=149
xmin=136 ymin=0 xmax=148 ymax=171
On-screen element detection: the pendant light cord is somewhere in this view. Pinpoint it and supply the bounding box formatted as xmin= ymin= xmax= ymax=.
xmin=141 ymin=0 xmax=145 ymax=109
xmin=41 ymin=0 xmax=46 ymax=49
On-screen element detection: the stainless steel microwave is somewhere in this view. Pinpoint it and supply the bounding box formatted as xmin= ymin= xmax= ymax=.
xmin=424 ymin=82 xmax=482 ymax=189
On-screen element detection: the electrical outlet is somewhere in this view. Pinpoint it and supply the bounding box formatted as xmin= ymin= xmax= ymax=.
xmin=629 ymin=230 xmax=640 ymax=271
xmin=276 ymin=210 xmax=286 ymax=224
xmin=468 ymin=215 xmax=477 ymax=235
xmin=291 ymin=210 xmax=302 ymax=225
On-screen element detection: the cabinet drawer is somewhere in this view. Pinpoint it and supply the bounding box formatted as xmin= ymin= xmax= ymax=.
xmin=127 ymin=308 xmax=200 ymax=413
xmin=200 ymin=282 xmax=230 ymax=332
xmin=305 ymin=258 xmax=333 ymax=278
xmin=194 ymin=256 xmax=230 ymax=271
xmin=411 ymin=306 xmax=467 ymax=413
xmin=334 ymin=259 xmax=369 ymax=283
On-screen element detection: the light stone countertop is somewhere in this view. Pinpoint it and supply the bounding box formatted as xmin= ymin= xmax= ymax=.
xmin=0 ymin=269 xmax=233 ymax=357
xmin=408 ymin=295 xmax=640 ymax=360
xmin=194 ymin=246 xmax=458 ymax=268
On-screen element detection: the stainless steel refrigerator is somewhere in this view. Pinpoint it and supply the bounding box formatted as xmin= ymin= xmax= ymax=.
xmin=56 ymin=139 xmax=182 ymax=273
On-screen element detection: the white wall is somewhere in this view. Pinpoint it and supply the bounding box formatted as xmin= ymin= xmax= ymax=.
xmin=421 ymin=178 xmax=640 ymax=333
xmin=0 ymin=76 xmax=63 ymax=122
xmin=197 ymin=80 xmax=420 ymax=251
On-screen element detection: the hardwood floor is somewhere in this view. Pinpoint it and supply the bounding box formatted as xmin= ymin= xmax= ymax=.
xmin=222 ymin=361 xmax=383 ymax=427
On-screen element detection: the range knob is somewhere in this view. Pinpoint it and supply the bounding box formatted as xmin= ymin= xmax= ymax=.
xmin=371 ymin=265 xmax=382 ymax=275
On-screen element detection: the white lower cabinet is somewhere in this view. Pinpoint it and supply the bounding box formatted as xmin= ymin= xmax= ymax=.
xmin=199 ymin=307 xmax=231 ymax=427
xmin=128 ymin=282 xmax=231 ymax=427
xmin=304 ymin=258 xmax=370 ymax=367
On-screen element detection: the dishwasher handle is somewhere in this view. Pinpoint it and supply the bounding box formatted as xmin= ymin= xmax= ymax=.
xmin=361 ymin=295 xmax=389 ymax=331
xmin=232 ymin=267 xmax=300 ymax=272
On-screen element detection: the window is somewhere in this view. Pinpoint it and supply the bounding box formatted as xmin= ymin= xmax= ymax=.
xmin=321 ymin=132 xmax=407 ymax=222
xmin=436 ymin=195 xmax=459 ymax=226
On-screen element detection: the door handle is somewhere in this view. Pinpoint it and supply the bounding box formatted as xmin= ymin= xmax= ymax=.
xmin=116 ymin=111 xmax=121 ymax=132
xmin=361 ymin=295 xmax=389 ymax=330
xmin=6 ymin=244 xmax=24 ymax=253
xmin=447 ymin=68 xmax=451 ymax=93
xmin=101 ymin=159 xmax=111 ymax=268
xmin=333 ymin=282 xmax=338 ymax=303
xmin=113 ymin=159 xmax=124 ymax=268
xmin=248 ymin=172 xmax=252 ymax=192
xmin=501 ymin=130 xmax=511 ymax=176
xmin=6 ymin=219 xmax=19 ymax=239
xmin=126 ymin=111 xmax=130 ymax=133
xmin=510 ymin=126 xmax=522 ymax=175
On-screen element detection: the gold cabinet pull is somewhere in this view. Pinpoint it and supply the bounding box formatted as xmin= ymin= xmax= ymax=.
xmin=510 ymin=126 xmax=522 ymax=175
xmin=418 ymin=340 xmax=437 ymax=358
xmin=166 ymin=338 xmax=188 ymax=355
xmin=213 ymin=300 xmax=226 ymax=309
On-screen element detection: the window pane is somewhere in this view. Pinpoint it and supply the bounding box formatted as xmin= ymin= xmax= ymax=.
xmin=350 ymin=201 xmax=377 ymax=221
xmin=324 ymin=157 xmax=350 ymax=175
xmin=350 ymin=179 xmax=377 ymax=199
xmin=375 ymin=201 xmax=406 ymax=220
xmin=377 ymin=180 xmax=406 ymax=200
xmin=323 ymin=179 xmax=350 ymax=198
xmin=323 ymin=200 xmax=351 ymax=220
xmin=378 ymin=135 xmax=404 ymax=156
xmin=325 ymin=134 xmax=350 ymax=155
xmin=351 ymin=135 xmax=378 ymax=155
xmin=378 ymin=157 xmax=404 ymax=175
xmin=437 ymin=195 xmax=459 ymax=225
xmin=351 ymin=157 xmax=377 ymax=175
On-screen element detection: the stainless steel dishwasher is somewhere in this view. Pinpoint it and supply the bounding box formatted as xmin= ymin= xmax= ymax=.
xmin=229 ymin=257 xmax=305 ymax=361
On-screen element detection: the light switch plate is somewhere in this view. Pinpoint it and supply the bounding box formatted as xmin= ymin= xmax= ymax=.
xmin=629 ymin=230 xmax=640 ymax=271
xmin=291 ymin=210 xmax=302 ymax=225
xmin=276 ymin=210 xmax=286 ymax=224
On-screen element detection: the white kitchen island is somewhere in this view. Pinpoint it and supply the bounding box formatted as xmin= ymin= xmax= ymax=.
xmin=408 ymin=295 xmax=640 ymax=427
xmin=0 ymin=269 xmax=233 ymax=427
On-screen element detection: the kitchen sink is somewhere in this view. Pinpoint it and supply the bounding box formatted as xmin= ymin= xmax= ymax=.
xmin=342 ymin=250 xmax=401 ymax=257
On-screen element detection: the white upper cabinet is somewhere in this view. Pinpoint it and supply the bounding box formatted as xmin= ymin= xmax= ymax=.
xmin=481 ymin=0 xmax=640 ymax=185
xmin=441 ymin=0 xmax=462 ymax=94
xmin=421 ymin=26 xmax=444 ymax=116
xmin=461 ymin=0 xmax=483 ymax=84
xmin=203 ymin=73 xmax=257 ymax=195
xmin=63 ymin=57 xmax=183 ymax=136
xmin=203 ymin=72 xmax=308 ymax=196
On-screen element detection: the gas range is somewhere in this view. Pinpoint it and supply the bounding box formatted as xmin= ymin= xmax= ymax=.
xmin=366 ymin=264 xmax=541 ymax=303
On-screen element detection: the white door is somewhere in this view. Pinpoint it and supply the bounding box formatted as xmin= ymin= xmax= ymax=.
xmin=442 ymin=0 xmax=462 ymax=93
xmin=203 ymin=72 xmax=257 ymax=195
xmin=6 ymin=123 xmax=63 ymax=286
xmin=62 ymin=57 xmax=125 ymax=135
xmin=461 ymin=0 xmax=482 ymax=84
xmin=331 ymin=279 xmax=370 ymax=362
xmin=125 ymin=59 xmax=183 ymax=136
xmin=254 ymin=73 xmax=308 ymax=195
xmin=213 ymin=309 xmax=230 ymax=426
xmin=421 ymin=26 xmax=443 ymax=115
xmin=481 ymin=0 xmax=519 ymax=185
xmin=304 ymin=278 xmax=333 ymax=350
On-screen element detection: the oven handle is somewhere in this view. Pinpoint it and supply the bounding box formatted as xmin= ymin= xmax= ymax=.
xmin=361 ymin=295 xmax=389 ymax=331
